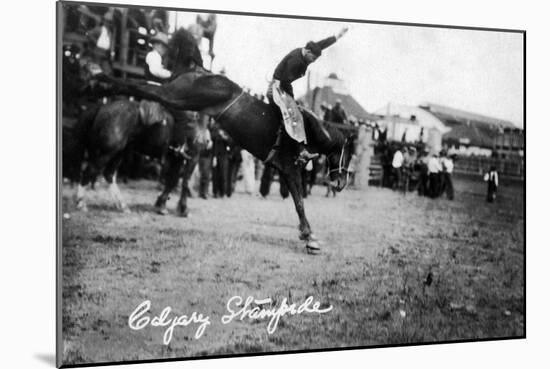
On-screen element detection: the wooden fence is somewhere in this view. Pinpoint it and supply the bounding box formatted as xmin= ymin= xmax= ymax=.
xmin=453 ymin=156 xmax=524 ymax=179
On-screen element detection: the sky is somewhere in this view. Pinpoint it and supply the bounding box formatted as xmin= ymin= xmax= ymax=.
xmin=173 ymin=12 xmax=524 ymax=127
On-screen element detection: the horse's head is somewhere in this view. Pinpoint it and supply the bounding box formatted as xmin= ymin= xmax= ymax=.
xmin=325 ymin=133 xmax=356 ymax=191
xmin=165 ymin=27 xmax=204 ymax=76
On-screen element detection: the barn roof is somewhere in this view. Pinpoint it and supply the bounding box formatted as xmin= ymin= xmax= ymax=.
xmin=419 ymin=103 xmax=518 ymax=129
xmin=300 ymin=86 xmax=370 ymax=121
xmin=373 ymin=103 xmax=450 ymax=134
xmin=419 ymin=103 xmax=521 ymax=148
xmin=441 ymin=122 xmax=496 ymax=148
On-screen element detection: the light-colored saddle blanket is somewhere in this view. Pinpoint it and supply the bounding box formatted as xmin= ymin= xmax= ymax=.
xmin=272 ymin=85 xmax=307 ymax=143
xmin=139 ymin=100 xmax=171 ymax=126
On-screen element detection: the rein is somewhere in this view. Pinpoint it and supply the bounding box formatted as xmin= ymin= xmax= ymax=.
xmin=327 ymin=137 xmax=351 ymax=187
xmin=328 ymin=137 xmax=350 ymax=175
xmin=215 ymin=90 xmax=245 ymax=121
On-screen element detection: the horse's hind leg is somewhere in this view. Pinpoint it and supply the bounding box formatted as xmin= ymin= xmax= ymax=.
xmin=104 ymin=153 xmax=130 ymax=212
xmin=177 ymin=154 xmax=199 ymax=217
xmin=155 ymin=152 xmax=183 ymax=215
xmin=75 ymin=161 xmax=101 ymax=211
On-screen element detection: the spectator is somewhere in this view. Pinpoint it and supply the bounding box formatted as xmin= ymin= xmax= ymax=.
xmin=391 ymin=147 xmax=404 ymax=190
xmin=484 ymin=165 xmax=499 ymax=203
xmin=440 ymin=152 xmax=455 ymax=200
xmin=196 ymin=13 xmax=217 ymax=59
xmin=211 ymin=123 xmax=232 ymax=198
xmin=197 ymin=117 xmax=214 ymax=199
xmin=241 ymin=150 xmax=256 ymax=194
xmin=85 ymin=11 xmax=114 ymax=75
xmin=416 ymin=150 xmax=430 ymax=196
xmin=330 ymin=99 xmax=348 ymax=124
xmin=320 ymin=102 xmax=332 ymax=122
xmin=228 ymin=144 xmax=242 ymax=196
xmin=427 ymin=152 xmax=442 ymax=198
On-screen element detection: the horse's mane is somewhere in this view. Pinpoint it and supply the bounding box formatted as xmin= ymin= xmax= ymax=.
xmin=166 ymin=27 xmax=204 ymax=73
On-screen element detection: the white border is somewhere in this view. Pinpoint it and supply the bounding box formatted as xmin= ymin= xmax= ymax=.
xmin=2 ymin=0 xmax=546 ymax=368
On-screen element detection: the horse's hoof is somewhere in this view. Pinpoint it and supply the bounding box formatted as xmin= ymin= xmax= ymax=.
xmin=76 ymin=201 xmax=88 ymax=212
xmin=156 ymin=207 xmax=168 ymax=216
xmin=305 ymin=240 xmax=321 ymax=254
xmin=299 ymin=233 xmax=318 ymax=241
xmin=177 ymin=205 xmax=189 ymax=218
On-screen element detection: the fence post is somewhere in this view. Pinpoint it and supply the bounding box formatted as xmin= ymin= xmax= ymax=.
xmin=119 ymin=8 xmax=129 ymax=79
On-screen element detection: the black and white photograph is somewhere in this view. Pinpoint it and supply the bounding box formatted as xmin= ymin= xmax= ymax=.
xmin=55 ymin=0 xmax=526 ymax=367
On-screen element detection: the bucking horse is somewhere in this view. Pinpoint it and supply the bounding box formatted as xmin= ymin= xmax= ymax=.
xmin=70 ymin=27 xmax=209 ymax=216
xmin=104 ymin=29 xmax=355 ymax=252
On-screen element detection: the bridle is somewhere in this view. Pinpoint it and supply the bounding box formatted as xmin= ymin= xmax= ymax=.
xmin=327 ymin=137 xmax=352 ymax=186
xmin=215 ymin=90 xmax=245 ymax=121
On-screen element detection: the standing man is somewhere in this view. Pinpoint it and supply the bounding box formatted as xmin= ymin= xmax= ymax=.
xmin=416 ymin=149 xmax=430 ymax=196
xmin=331 ymin=99 xmax=348 ymax=125
xmin=440 ymin=152 xmax=455 ymax=200
xmin=196 ymin=13 xmax=217 ymax=61
xmin=197 ymin=117 xmax=214 ymax=199
xmin=241 ymin=150 xmax=256 ymax=195
xmin=86 ymin=11 xmax=114 ymax=75
xmin=484 ymin=165 xmax=499 ymax=203
xmin=320 ymin=102 xmax=332 ymax=122
xmin=265 ymin=27 xmax=349 ymax=165
xmin=211 ymin=123 xmax=232 ymax=198
xmin=391 ymin=147 xmax=404 ymax=190
xmin=427 ymin=152 xmax=442 ymax=198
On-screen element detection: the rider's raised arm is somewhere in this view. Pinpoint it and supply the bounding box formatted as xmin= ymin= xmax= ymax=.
xmin=315 ymin=27 xmax=349 ymax=51
xmin=314 ymin=36 xmax=337 ymax=51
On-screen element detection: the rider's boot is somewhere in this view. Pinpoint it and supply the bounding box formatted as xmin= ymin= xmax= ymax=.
xmin=265 ymin=127 xmax=283 ymax=164
xmin=295 ymin=142 xmax=319 ymax=166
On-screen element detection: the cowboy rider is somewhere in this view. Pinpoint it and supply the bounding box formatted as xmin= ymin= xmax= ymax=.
xmin=265 ymin=27 xmax=349 ymax=165
xmin=145 ymin=32 xmax=172 ymax=83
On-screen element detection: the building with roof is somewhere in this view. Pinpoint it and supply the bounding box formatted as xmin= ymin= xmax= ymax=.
xmin=373 ymin=103 xmax=450 ymax=153
xmin=419 ymin=103 xmax=524 ymax=158
xmin=300 ymin=73 xmax=370 ymax=122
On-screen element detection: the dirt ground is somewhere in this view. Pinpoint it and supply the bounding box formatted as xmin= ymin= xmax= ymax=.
xmin=60 ymin=174 xmax=525 ymax=365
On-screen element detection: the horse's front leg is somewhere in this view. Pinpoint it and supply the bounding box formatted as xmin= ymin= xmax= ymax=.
xmin=155 ymin=153 xmax=183 ymax=215
xmin=281 ymin=168 xmax=320 ymax=252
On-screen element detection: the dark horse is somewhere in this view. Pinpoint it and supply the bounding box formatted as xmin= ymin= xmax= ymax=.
xmin=71 ymin=28 xmax=207 ymax=216
xmin=115 ymin=66 xmax=355 ymax=251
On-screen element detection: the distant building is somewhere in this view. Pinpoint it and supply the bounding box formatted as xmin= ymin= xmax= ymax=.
xmin=419 ymin=103 xmax=524 ymax=157
xmin=300 ymin=73 xmax=369 ymax=122
xmin=373 ymin=103 xmax=450 ymax=153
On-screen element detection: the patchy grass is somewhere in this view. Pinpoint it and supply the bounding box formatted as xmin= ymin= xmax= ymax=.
xmin=61 ymin=175 xmax=524 ymax=365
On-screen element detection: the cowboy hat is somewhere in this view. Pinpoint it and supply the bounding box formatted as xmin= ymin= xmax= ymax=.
xmin=150 ymin=32 xmax=169 ymax=46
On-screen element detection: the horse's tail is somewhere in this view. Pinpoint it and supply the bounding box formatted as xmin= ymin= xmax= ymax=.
xmin=95 ymin=74 xmax=183 ymax=110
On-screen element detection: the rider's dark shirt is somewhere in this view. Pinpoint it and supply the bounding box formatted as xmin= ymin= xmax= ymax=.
xmin=273 ymin=36 xmax=337 ymax=97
